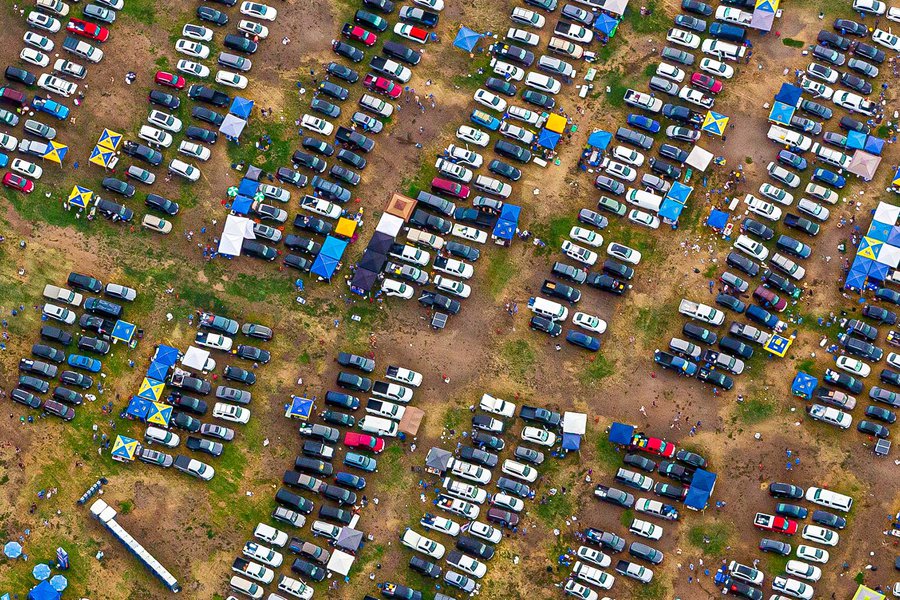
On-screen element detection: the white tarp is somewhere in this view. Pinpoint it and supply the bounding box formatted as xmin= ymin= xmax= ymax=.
xmin=181 ymin=346 xmax=214 ymax=372
xmin=685 ymin=146 xmax=714 ymax=172
xmin=563 ymin=411 xmax=587 ymax=435
xmin=326 ymin=550 xmax=355 ymax=576
xmin=874 ymin=201 xmax=900 ymax=226
xmin=375 ymin=213 xmax=404 ymax=237
xmin=218 ymin=215 xmax=255 ymax=256
xmin=877 ymin=243 xmax=900 ymax=268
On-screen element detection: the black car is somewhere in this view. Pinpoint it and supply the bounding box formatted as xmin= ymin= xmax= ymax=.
xmin=293 ymin=150 xmax=328 ymax=173
xmin=720 ymin=336 xmax=752 ymax=359
xmin=775 ymin=503 xmax=808 ymax=519
xmin=834 ymin=18 xmax=867 ymax=36
xmin=337 ymin=148 xmax=367 ymax=169
xmin=303 ymin=136 xmax=335 ymax=156
xmin=769 ymin=482 xmax=803 ymax=499
xmin=817 ymin=29 xmax=850 ymax=50
xmin=409 ymin=556 xmax=441 ymax=578
xmin=488 ymin=159 xmax=521 ymax=181
xmin=459 ymin=446 xmax=498 ymax=467
xmin=865 ymin=404 xmax=896 ymax=423
xmin=800 ymin=98 xmax=833 ymax=120
xmin=60 ymin=370 xmax=92 ymax=389
xmin=759 ymin=538 xmax=791 ymax=556
xmin=319 ymin=80 xmax=349 ymax=101
xmin=101 ymin=177 xmax=135 ymax=198
xmin=812 ymin=509 xmax=847 ymax=529
xmin=880 ymin=368 xmax=900 ymax=386
xmin=284 ymin=254 xmax=312 ymax=272
xmin=624 ymin=453 xmax=656 ymax=472
xmin=172 ymin=411 xmax=201 ymax=432
xmin=840 ymin=115 xmax=869 ymax=133
xmin=854 ymin=41 xmax=885 ymax=64
xmin=456 ymin=536 xmax=495 ymax=560
xmin=662 ymin=103 xmax=701 ymax=125
xmin=32 ymin=344 xmax=65 ymax=363
xmin=337 ymin=371 xmax=372 ymax=392
xmin=119 ymin=141 xmax=161 ymax=166
xmin=148 ymin=90 xmax=180 ymax=110
xmin=681 ymin=0 xmax=712 ymax=15
xmin=521 ymin=89 xmax=554 ymax=110
xmin=276 ymin=167 xmax=308 ymax=188
xmin=813 ymin=44 xmax=845 ymax=66
xmin=78 ymin=337 xmax=110 ymax=355
xmin=841 ymin=72 xmax=872 ymax=95
xmin=383 ymin=40 xmax=420 ymax=65
xmin=659 ymin=143 xmax=689 ymax=163
xmin=445 ymin=241 xmax=480 ymax=261
xmin=858 ymin=419 xmax=890 ymax=438
xmin=145 ymin=193 xmax=179 ymax=216
xmin=186 ymin=436 xmax=222 ymax=457
xmin=863 ymin=304 xmax=897 ymax=325
xmin=410 ymin=209 xmax=451 ymax=234
xmin=336 ymin=126 xmax=375 ymax=153
xmin=242 ymin=240 xmax=277 ymax=261
xmin=674 ymin=14 xmax=706 ymax=32
xmin=5 ymin=66 xmax=36 ymax=86
xmin=40 ymin=326 xmax=72 ymax=346
xmin=493 ymin=43 xmax=534 ymax=67
xmin=19 ymin=358 xmax=57 ymax=378
xmin=327 ymin=61 xmax=359 ymax=83
xmin=197 ymin=5 xmax=228 ymax=24
xmin=192 ymin=105 xmax=225 ymax=126
xmin=332 ymin=40 xmax=365 ymax=63
xmin=530 ymin=315 xmax=562 ymax=337
xmin=658 ymin=461 xmax=691 ymax=483
xmin=325 ymin=390 xmax=359 ymax=410
xmin=53 ymin=386 xmax=83 ymax=405
xmin=649 ymin=157 xmax=681 ymax=179
xmin=223 ymin=365 xmax=256 ymax=385
xmin=184 ymin=125 xmax=218 ymax=144
xmin=726 ymin=251 xmax=759 ymax=277
xmin=683 ymin=322 xmax=718 ymax=345
xmin=355 ymin=9 xmax=388 ymax=31
xmin=276 ymin=487 xmax=315 ymax=513
xmin=363 ymin=0 xmax=394 ymax=11
xmin=310 ymin=98 xmax=341 ymax=120
xmin=12 ymin=388 xmax=41 ymax=409
xmin=187 ymin=85 xmax=229 ymax=107
xmin=742 ymin=217 xmax=774 ymax=241
xmin=472 ymin=430 xmax=505 ymax=451
xmin=381 ymin=584 xmax=421 ymax=600
xmin=716 ymin=293 xmax=746 ymax=313
xmin=417 ymin=291 xmax=460 ymax=315
xmin=584 ymin=528 xmax=625 ymax=552
xmin=223 ymin=33 xmax=257 ymax=54
xmin=67 ymin=272 xmax=101 ymax=293
xmin=321 ymin=410 xmax=355 ymax=427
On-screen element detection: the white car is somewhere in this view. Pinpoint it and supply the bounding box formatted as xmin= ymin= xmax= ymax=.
xmin=390 ymin=244 xmax=430 ymax=266
xmin=562 ymin=240 xmax=598 ymax=266
xmin=604 ymin=159 xmax=637 ymax=182
xmin=521 ymin=426 xmax=556 ymax=447
xmin=213 ymin=402 xmax=250 ymax=424
xmin=572 ymin=561 xmax=615 ymax=589
xmin=889 ymin=352 xmax=900 ymax=370
xmin=447 ymin=552 xmax=487 ymax=578
xmin=468 ymin=522 xmax=501 ymax=544
xmin=232 ymin=560 xmax=274 ymax=585
xmin=564 ymin=580 xmax=598 ymax=600
xmin=148 ymin=110 xmax=183 ymax=133
xmin=456 ymin=125 xmax=489 ymax=147
xmin=238 ymin=19 xmax=269 ymax=38
xmin=451 ymin=460 xmax=491 ymax=484
xmin=176 ymin=39 xmax=210 ymax=59
xmin=833 ymin=90 xmax=878 ymax=116
xmin=576 ymin=546 xmax=611 ymax=568
xmin=434 ymin=275 xmax=471 ymax=298
xmin=259 ymin=184 xmax=290 ymax=203
xmin=573 ymin=312 xmax=607 ymax=334
xmin=807 ymin=404 xmax=852 ymax=429
xmin=415 ymin=0 xmax=444 ymax=10
xmin=474 ymin=88 xmax=507 ymax=112
xmin=805 ymin=183 xmax=838 ymax=205
xmin=401 ymin=528 xmax=445 ymax=558
xmin=772 ymin=576 xmax=814 ymax=600
xmin=216 ymin=70 xmax=248 ymax=89
xmin=799 ymin=77 xmax=833 ymax=100
xmin=243 ymin=541 xmax=283 ymax=568
xmin=785 ymin=560 xmax=821 ymax=582
xmin=772 ymin=253 xmax=806 ymax=280
xmin=311 ymin=520 xmax=341 ymax=540
xmin=628 ymin=209 xmax=660 ymax=229
xmin=446 ymin=144 xmax=483 ymax=168
xmin=801 ymin=525 xmax=839 ymax=546
xmin=479 ymin=393 xmax=516 ymax=418
xmin=656 ymin=62 xmax=686 ymax=82
xmin=501 ymin=459 xmax=538 ymax=483
xmin=607 ymin=242 xmax=641 ymax=265
xmin=889 ymin=5 xmax=900 ymax=21
xmin=734 ymin=234 xmax=769 ymax=261
xmin=451 ymin=224 xmax=488 ymax=244
xmin=507 ymin=104 xmax=541 ymax=125
xmin=145 ymin=426 xmax=179 ymax=447
xmin=11 ymin=159 xmax=43 ymax=180
xmin=629 ymin=518 xmax=663 ymax=540
xmin=183 ymin=23 xmax=213 ymax=41
xmin=104 ymin=283 xmax=136 ymax=301
xmin=679 ymin=87 xmax=714 ymax=108
xmin=507 ymin=27 xmax=540 ymax=46
xmin=510 ymin=6 xmax=545 ymax=28
xmin=20 ymin=48 xmax=49 ymax=68
xmin=796 ymin=545 xmax=829 ymax=564
xmin=139 ymin=125 xmax=173 ymax=148
xmin=499 ymin=122 xmax=535 ymax=144
xmin=177 ymin=59 xmax=210 ymax=78
xmin=241 ymin=1 xmax=277 ymax=20
xmin=36 ymin=0 xmax=69 ymax=15
xmin=178 ymin=141 xmax=211 ymax=162
xmin=699 ymin=57 xmax=734 ymax=79
xmin=570 ymin=226 xmax=603 ymax=247
xmin=839 ymin=357 xmax=872 ymax=378
xmin=715 ymin=6 xmax=753 ymax=23
xmin=27 ymin=11 xmax=62 ymax=33
xmin=420 ymin=513 xmax=460 ymax=536
xmin=613 ymin=145 xmax=645 ymax=166
xmin=435 ymin=157 xmax=473 ymax=183
xmin=797 ymin=198 xmax=829 ymax=221
xmin=666 ymin=28 xmax=700 ymax=48
xmin=23 ymin=31 xmax=53 ymax=52
xmin=855 ymin=0 xmax=886 ymax=14
xmin=525 ymin=72 xmax=561 ymax=94
xmin=491 ymin=58 xmax=525 ymax=81
xmin=43 ymin=303 xmax=76 ymax=325
xmin=177 ymin=457 xmax=214 ymax=480
xmin=38 ymin=74 xmax=77 ymax=98
xmin=746 ymin=194 xmax=784 ymax=221
xmin=556 ymin=22 xmax=592 ymax=43
xmin=0 ymin=134 xmax=18 ymax=151
xmin=759 ymin=183 xmax=793 ymax=206
xmin=381 ymin=278 xmax=414 ymax=299
xmin=434 ymin=257 xmax=474 ymax=279
xmin=96 ymin=0 xmax=123 ymax=9
xmin=301 ymin=114 xmax=334 ymax=136
xmin=807 ymin=62 xmax=838 ymax=83
xmin=254 ymin=523 xmax=288 ymax=547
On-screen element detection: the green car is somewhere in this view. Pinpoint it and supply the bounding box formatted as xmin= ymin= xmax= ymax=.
xmin=597 ymin=195 xmax=627 ymax=216
xmin=354 ymin=9 xmax=388 ymax=31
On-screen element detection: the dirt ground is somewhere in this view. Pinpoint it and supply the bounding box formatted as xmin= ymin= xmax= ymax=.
xmin=1 ymin=0 xmax=900 ymax=598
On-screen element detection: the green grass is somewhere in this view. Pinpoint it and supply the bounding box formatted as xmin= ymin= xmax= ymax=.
xmin=635 ymin=300 xmax=676 ymax=344
xmin=224 ymin=273 xmax=298 ymax=303
xmin=579 ymin=354 xmax=615 ymax=383
xmin=622 ymin=0 xmax=669 ymax=34
xmin=401 ymin=158 xmax=439 ymax=198
xmin=535 ymin=491 xmax=573 ymax=526
xmin=378 ymin=445 xmax=405 ymax=481
xmin=877 ymin=124 xmax=891 ymax=138
xmin=601 ymin=70 xmax=630 ymax=108
xmin=499 ymin=339 xmax=536 ymax=380
xmin=532 ymin=216 xmax=575 ymax=256
xmin=634 ymin=577 xmax=669 ymax=600
xmin=795 ymin=358 xmax=815 ymax=373
xmin=118 ymin=500 xmax=134 ymax=515
xmin=226 ymin=119 xmax=295 ymax=174
xmin=782 ymin=38 xmax=805 ymax=48
xmin=687 ymin=522 xmax=734 ymax=556
xmin=121 ymin=0 xmax=157 ymax=24
xmin=594 ymin=434 xmax=623 ymax=470
xmin=442 ymin=406 xmax=467 ymax=431
xmin=484 ymin=252 xmax=516 ymax=299
xmin=450 ymin=52 xmax=492 ymax=90
xmin=619 ymin=508 xmax=634 ymax=527
xmin=735 ymin=397 xmax=776 ymax=425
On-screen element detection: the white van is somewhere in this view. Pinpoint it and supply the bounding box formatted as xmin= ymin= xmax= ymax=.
xmin=701 ymin=38 xmax=746 ymax=61
xmin=626 ymin=188 xmax=663 ymax=212
xmin=804 ymin=487 xmax=853 ymax=512
xmin=359 ymin=416 xmax=399 ymax=437
xmin=528 ymin=296 xmax=569 ymax=321
xmin=230 ymin=575 xmax=264 ymax=599
xmin=766 ymin=125 xmax=812 ymax=152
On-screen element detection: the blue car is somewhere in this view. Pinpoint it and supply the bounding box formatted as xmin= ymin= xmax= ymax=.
xmin=812 ymin=167 xmax=846 ymax=189
xmin=566 ymin=330 xmax=600 ymax=351
xmin=335 ymin=471 xmax=367 ymax=489
xmin=776 ymin=235 xmax=811 ymax=259
xmin=0 ymin=152 xmax=8 ymax=168
xmin=875 ymin=287 xmax=900 ymax=305
xmin=344 ymin=452 xmax=377 ymax=472
xmin=67 ymin=354 xmax=101 ymax=373
xmin=627 ymin=113 xmax=660 ymax=133
xmin=745 ymin=304 xmax=780 ymax=329
xmin=32 ymin=97 xmax=69 ymax=120
xmin=470 ymin=109 xmax=501 ymax=131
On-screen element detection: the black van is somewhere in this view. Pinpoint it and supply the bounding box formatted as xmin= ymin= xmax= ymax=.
xmin=708 ymin=22 xmax=746 ymax=42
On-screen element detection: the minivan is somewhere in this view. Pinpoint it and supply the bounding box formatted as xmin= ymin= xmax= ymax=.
xmin=528 ymin=296 xmax=569 ymax=321
xmin=359 ymin=415 xmax=399 ymax=437
xmin=432 ymin=177 xmax=470 ymax=199
xmin=805 ymin=487 xmax=852 ymax=512
xmin=218 ymin=52 xmax=252 ymax=72
xmin=0 ymin=86 xmax=27 ymax=107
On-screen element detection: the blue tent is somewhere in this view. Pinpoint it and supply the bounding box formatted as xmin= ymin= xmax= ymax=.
xmin=286 ymin=396 xmax=313 ymax=420
xmin=869 ymin=220 xmax=892 ymax=242
xmin=111 ymin=320 xmax=135 ymax=344
xmin=587 ymin=130 xmax=612 ymax=150
xmin=311 ymin=236 xmax=348 ymax=280
xmin=238 ymin=178 xmax=259 ymax=197
xmin=125 ymin=396 xmax=152 ymax=420
xmin=667 ymin=182 xmax=692 ymax=203
xmin=27 ymin=581 xmax=59 ymax=600
xmin=146 ymin=360 xmax=169 ymax=381
xmin=845 ymin=255 xmax=874 ymax=289
xmin=659 ymin=199 xmax=685 ymax=222
xmin=684 ymin=469 xmax=717 ymax=510
xmin=561 ymin=433 xmax=581 ymax=451
xmin=231 ymin=194 xmax=253 ymax=215
xmin=453 ymin=26 xmax=483 ymax=52
xmin=887 ymin=226 xmax=900 ymax=246
xmin=847 ymin=130 xmax=867 ymax=150
xmin=493 ymin=204 xmax=521 ymax=242
xmin=774 ymin=83 xmax=803 ymax=106
xmin=230 ymin=97 xmax=254 ymax=119
xmin=609 ymin=422 xmax=634 ymax=445
xmin=594 ymin=13 xmax=619 ymax=36
xmin=707 ymin=209 xmax=728 ymax=230
xmin=791 ymin=372 xmax=817 ymax=399
xmin=865 ymin=135 xmax=885 ymax=156
xmin=153 ymin=345 xmax=179 ymax=367
xmin=767 ymin=101 xmax=795 ymax=126
xmin=537 ymin=128 xmax=561 ymax=150
xmin=869 ymin=260 xmax=890 ymax=283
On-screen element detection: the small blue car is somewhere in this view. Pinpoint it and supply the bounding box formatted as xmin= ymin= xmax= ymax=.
xmin=32 ymin=97 xmax=69 ymax=120
xmin=812 ymin=167 xmax=846 ymax=189
xmin=344 ymin=452 xmax=377 ymax=472
xmin=67 ymin=354 xmax=101 ymax=373
xmin=627 ymin=113 xmax=660 ymax=133
xmin=335 ymin=471 xmax=367 ymax=489
xmin=566 ymin=330 xmax=600 ymax=351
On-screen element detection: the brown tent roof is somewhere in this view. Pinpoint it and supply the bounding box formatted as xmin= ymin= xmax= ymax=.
xmin=385 ymin=193 xmax=417 ymax=221
xmin=399 ymin=406 xmax=425 ymax=436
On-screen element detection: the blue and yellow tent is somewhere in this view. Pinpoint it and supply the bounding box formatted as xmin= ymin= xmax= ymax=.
xmin=89 ymin=145 xmax=115 ymax=168
xmin=42 ymin=141 xmax=68 ymax=165
xmin=137 ymin=378 xmax=164 ymax=402
xmin=701 ymin=111 xmax=729 ymax=136
xmin=97 ymin=129 xmax=122 ymax=150
xmin=764 ymin=334 xmax=792 ymax=357
xmin=68 ymin=185 xmax=92 ymax=208
xmin=857 ymin=236 xmax=884 ymax=260
xmin=147 ymin=402 xmax=172 ymax=427
xmin=111 ymin=435 xmax=138 ymax=462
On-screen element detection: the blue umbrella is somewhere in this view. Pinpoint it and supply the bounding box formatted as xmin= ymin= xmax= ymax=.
xmin=33 ymin=563 xmax=51 ymax=580
xmin=50 ymin=574 xmax=68 ymax=591
xmin=4 ymin=541 xmax=22 ymax=558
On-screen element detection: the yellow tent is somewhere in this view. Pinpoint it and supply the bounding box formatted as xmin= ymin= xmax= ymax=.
xmin=42 ymin=141 xmax=68 ymax=165
xmin=545 ymin=113 xmax=567 ymax=134
xmin=334 ymin=217 xmax=358 ymax=239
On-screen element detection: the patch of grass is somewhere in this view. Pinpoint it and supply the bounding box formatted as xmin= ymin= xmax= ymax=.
xmin=225 ymin=119 xmax=295 ymax=174
xmin=601 ymin=70 xmax=630 ymax=108
xmin=635 ymin=300 xmax=676 ymax=344
xmin=735 ymin=397 xmax=776 ymax=424
xmin=595 ymin=434 xmax=622 ymax=470
xmin=499 ymin=339 xmax=536 ymax=380
xmin=579 ymin=354 xmax=615 ymax=383
xmin=782 ymin=38 xmax=805 ymax=48
xmin=877 ymin=124 xmax=891 ymax=138
xmin=401 ymin=157 xmax=439 ymax=198
xmin=619 ymin=508 xmax=634 ymax=527
xmin=118 ymin=500 xmax=133 ymax=515
xmin=378 ymin=445 xmax=404 ymax=482
xmin=532 ymin=216 xmax=575 ymax=256
xmin=535 ymin=491 xmax=573 ymax=526
xmin=642 ymin=64 xmax=657 ymax=77
xmin=745 ymin=156 xmax=753 ymax=164
xmin=223 ymin=273 xmax=297 ymax=302
xmin=623 ymin=0 xmax=669 ymax=34
xmin=764 ymin=553 xmax=790 ymax=577
xmin=703 ymin=263 xmax=718 ymax=278
xmin=484 ymin=252 xmax=516 ymax=299
xmin=121 ymin=0 xmax=156 ymax=25
xmin=634 ymin=577 xmax=669 ymax=600
xmin=443 ymin=406 xmax=466 ymax=431
xmin=687 ymin=522 xmax=734 ymax=556
xmin=795 ymin=358 xmax=815 ymax=373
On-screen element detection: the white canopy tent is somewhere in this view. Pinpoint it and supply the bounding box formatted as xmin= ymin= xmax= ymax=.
xmin=874 ymin=201 xmax=900 ymax=225
xmin=218 ymin=215 xmax=256 ymax=256
xmin=375 ymin=213 xmax=404 ymax=237
xmin=685 ymin=146 xmax=714 ymax=172
xmin=326 ymin=550 xmax=356 ymax=576
xmin=562 ymin=411 xmax=587 ymax=435
xmin=181 ymin=346 xmax=215 ymax=372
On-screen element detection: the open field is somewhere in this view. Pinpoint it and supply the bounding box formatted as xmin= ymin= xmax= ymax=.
xmin=1 ymin=0 xmax=900 ymax=598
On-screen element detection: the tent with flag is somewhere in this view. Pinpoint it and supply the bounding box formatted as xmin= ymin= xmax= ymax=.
xmin=594 ymin=13 xmax=619 ymax=36
xmin=146 ymin=402 xmax=172 ymax=427
xmin=453 ymin=26 xmax=483 ymax=52
xmin=111 ymin=320 xmax=135 ymax=344
xmin=137 ymin=378 xmax=164 ymax=402
xmin=97 ymin=129 xmax=122 ymax=150
xmin=230 ymin=96 xmax=254 ymax=119
xmin=701 ymin=111 xmax=729 ymax=136
xmin=537 ymin=128 xmax=561 ymax=150
xmin=42 ymin=141 xmax=68 ymax=165
xmin=311 ymin=235 xmax=348 ymax=280
xmin=68 ymin=185 xmax=92 ymax=208
xmin=111 ymin=435 xmax=139 ymax=463
xmin=586 ymin=130 xmax=612 ymax=150
xmin=89 ymin=144 xmax=116 ymax=168
xmin=285 ymin=396 xmax=313 ymax=420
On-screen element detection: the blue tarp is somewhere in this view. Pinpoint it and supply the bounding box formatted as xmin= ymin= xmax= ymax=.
xmin=684 ymin=469 xmax=717 ymax=510
xmin=768 ymin=101 xmax=795 ymax=126
xmin=774 ymin=83 xmax=803 ymax=107
xmin=594 ymin=13 xmax=619 ymax=36
xmin=659 ymin=199 xmax=685 ymax=222
xmin=231 ymin=195 xmax=253 ymax=215
xmin=153 ymin=345 xmax=179 ymax=367
xmin=311 ymin=236 xmax=349 ymax=279
xmin=847 ymin=130 xmax=867 ymax=150
xmin=537 ymin=128 xmax=561 ymax=150
xmin=146 ymin=360 xmax=169 ymax=381
xmin=707 ymin=209 xmax=728 ymax=229
xmin=587 ymin=130 xmax=612 ymax=150
xmin=667 ymin=182 xmax=692 ymax=204
xmin=111 ymin=320 xmax=135 ymax=343
xmin=493 ymin=204 xmax=521 ymax=241
xmin=453 ymin=26 xmax=483 ymax=52
xmin=286 ymin=396 xmax=313 ymax=420
xmin=561 ymin=432 xmax=581 ymax=451
xmin=28 ymin=581 xmax=59 ymax=600
xmin=888 ymin=226 xmax=900 ymax=246
xmin=845 ymin=255 xmax=874 ymax=289
xmin=238 ymin=178 xmax=259 ymax=197
xmin=865 ymin=135 xmax=885 ymax=156
xmin=230 ymin=97 xmax=254 ymax=119
xmin=791 ymin=371 xmax=818 ymax=399
xmin=609 ymin=422 xmax=634 ymax=445
xmin=125 ymin=396 xmax=152 ymax=420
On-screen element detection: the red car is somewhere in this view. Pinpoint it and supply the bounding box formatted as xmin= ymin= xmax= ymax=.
xmin=3 ymin=172 xmax=34 ymax=193
xmin=341 ymin=23 xmax=377 ymax=46
xmin=66 ymin=18 xmax=109 ymax=42
xmin=155 ymin=71 xmax=186 ymax=90
xmin=753 ymin=512 xmax=798 ymax=535
xmin=344 ymin=431 xmax=385 ymax=453
xmin=363 ymin=74 xmax=402 ymax=98
xmin=631 ymin=436 xmax=676 ymax=458
xmin=753 ymin=285 xmax=787 ymax=312
xmin=690 ymin=72 xmax=723 ymax=94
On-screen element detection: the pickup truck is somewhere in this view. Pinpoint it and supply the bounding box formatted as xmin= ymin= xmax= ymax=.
xmin=887 ymin=330 xmax=900 ymax=348
xmin=435 ymin=494 xmax=480 ymax=519
xmin=195 ymin=331 xmax=233 ymax=352
xmin=199 ymin=312 xmax=239 ymax=335
xmin=634 ymin=497 xmax=679 ymax=520
xmin=653 ymin=350 xmax=698 ymax=376
xmin=519 ymin=405 xmax=561 ymax=427
xmin=232 ymin=557 xmax=276 ymax=585
xmin=43 ymin=284 xmax=83 ymax=306
xmin=554 ymin=21 xmax=593 ymax=44
xmin=300 ymin=195 xmax=341 ymax=219
xmin=420 ymin=512 xmax=461 ymax=536
xmin=745 ymin=304 xmax=787 ymax=332
xmin=679 ymin=299 xmax=725 ymax=325
xmin=371 ymin=380 xmax=413 ymax=404
xmin=434 ymin=255 xmax=474 ymax=279
xmin=753 ymin=512 xmax=798 ymax=535
xmin=615 ymin=559 xmax=653 ymax=583
xmin=386 ymin=365 xmax=423 ymax=387
xmin=479 ymin=393 xmax=516 ymax=418
xmin=406 ymin=227 xmax=445 ymax=250
xmin=173 ymin=455 xmax=215 ymax=480
xmin=365 ymin=398 xmax=406 ymax=421
xmin=369 ymin=55 xmax=412 ymax=83
xmin=169 ymin=368 xmax=212 ymax=395
xmin=542 ymin=279 xmax=581 ymax=303
xmin=62 ymin=35 xmax=104 ymax=63
xmin=624 ymin=89 xmax=663 ymax=113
